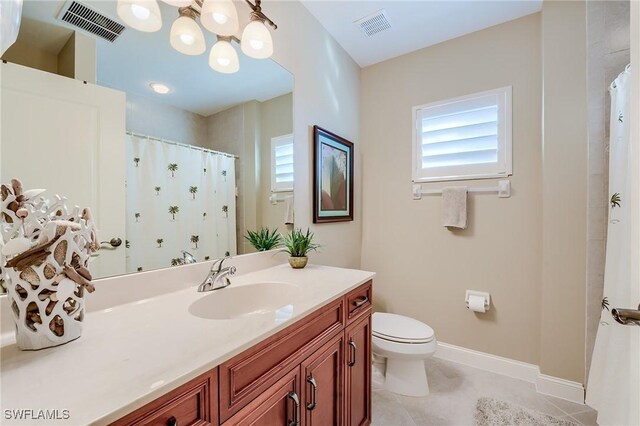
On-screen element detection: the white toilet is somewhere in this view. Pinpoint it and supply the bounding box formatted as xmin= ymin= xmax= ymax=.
xmin=372 ymin=312 xmax=437 ymax=397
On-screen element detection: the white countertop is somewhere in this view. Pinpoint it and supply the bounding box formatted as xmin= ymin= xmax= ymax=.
xmin=0 ymin=264 xmax=374 ymax=425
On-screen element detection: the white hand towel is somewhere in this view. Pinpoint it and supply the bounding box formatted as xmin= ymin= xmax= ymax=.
xmin=284 ymin=195 xmax=294 ymax=225
xmin=442 ymin=187 xmax=468 ymax=229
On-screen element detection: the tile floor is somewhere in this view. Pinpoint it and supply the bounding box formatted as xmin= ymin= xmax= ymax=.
xmin=371 ymin=357 xmax=598 ymax=426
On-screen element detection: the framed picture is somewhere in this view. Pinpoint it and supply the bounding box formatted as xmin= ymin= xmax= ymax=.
xmin=313 ymin=126 xmax=354 ymax=223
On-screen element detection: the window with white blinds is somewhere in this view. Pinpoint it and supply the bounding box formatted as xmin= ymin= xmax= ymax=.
xmin=271 ymin=134 xmax=294 ymax=192
xmin=412 ymin=87 xmax=512 ymax=182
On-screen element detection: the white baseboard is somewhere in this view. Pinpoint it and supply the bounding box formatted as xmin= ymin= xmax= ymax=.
xmin=535 ymin=373 xmax=585 ymax=405
xmin=434 ymin=342 xmax=585 ymax=405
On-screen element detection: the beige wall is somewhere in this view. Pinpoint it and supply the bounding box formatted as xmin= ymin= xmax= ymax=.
xmin=258 ymin=93 xmax=294 ymax=232
xmin=268 ymin=2 xmax=362 ymax=268
xmin=241 ymin=100 xmax=260 ymax=253
xmin=2 ymin=31 xmax=96 ymax=83
xmin=58 ymin=34 xmax=76 ymax=80
xmin=540 ymin=0 xmax=588 ymax=383
xmin=207 ymin=104 xmax=247 ymax=252
xmin=207 ymin=104 xmax=244 ymax=156
xmin=73 ymin=32 xmax=96 ymax=84
xmin=207 ymin=94 xmax=294 ymax=254
xmin=361 ymin=15 xmax=545 ymax=368
xmin=126 ymin=92 xmax=208 ymax=148
xmin=2 ymin=39 xmax=58 ymax=74
xmin=361 ymin=7 xmax=590 ymax=383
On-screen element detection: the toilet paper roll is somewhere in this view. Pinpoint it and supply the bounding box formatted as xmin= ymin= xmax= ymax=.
xmin=468 ymin=295 xmax=486 ymax=313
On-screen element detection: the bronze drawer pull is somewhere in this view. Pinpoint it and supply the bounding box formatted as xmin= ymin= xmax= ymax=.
xmin=167 ymin=416 xmax=177 ymax=426
xmin=353 ymin=297 xmax=369 ymax=308
xmin=288 ymin=391 xmax=300 ymax=426
xmin=306 ymin=376 xmax=317 ymax=410
xmin=348 ymin=340 xmax=357 ymax=367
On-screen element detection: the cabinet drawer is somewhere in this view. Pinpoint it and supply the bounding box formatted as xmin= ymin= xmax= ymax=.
xmin=111 ymin=370 xmax=218 ymax=426
xmin=345 ymin=281 xmax=372 ymax=324
xmin=220 ymin=298 xmax=344 ymax=422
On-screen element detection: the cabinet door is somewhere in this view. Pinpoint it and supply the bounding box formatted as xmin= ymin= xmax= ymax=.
xmin=301 ymin=334 xmax=344 ymax=426
xmin=223 ymin=367 xmax=302 ymax=426
xmin=345 ymin=315 xmax=372 ymax=426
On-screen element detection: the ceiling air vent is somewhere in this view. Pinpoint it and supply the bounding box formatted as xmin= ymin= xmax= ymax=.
xmin=354 ymin=9 xmax=391 ymax=38
xmin=57 ymin=1 xmax=125 ymax=42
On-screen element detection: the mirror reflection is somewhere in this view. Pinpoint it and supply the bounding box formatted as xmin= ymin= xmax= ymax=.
xmin=0 ymin=0 xmax=294 ymax=284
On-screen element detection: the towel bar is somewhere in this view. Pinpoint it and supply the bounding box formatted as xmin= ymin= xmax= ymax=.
xmin=269 ymin=192 xmax=293 ymax=204
xmin=412 ymin=180 xmax=511 ymax=200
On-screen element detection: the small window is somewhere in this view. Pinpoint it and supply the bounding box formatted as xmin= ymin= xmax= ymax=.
xmin=412 ymin=86 xmax=512 ymax=182
xmin=271 ymin=134 xmax=294 ymax=192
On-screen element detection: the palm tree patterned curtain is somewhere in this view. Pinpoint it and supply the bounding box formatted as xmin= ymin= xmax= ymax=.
xmin=125 ymin=134 xmax=237 ymax=273
xmin=586 ymin=65 xmax=634 ymax=425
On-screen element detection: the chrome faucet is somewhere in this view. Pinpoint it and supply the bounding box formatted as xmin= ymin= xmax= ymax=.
xmin=182 ymin=250 xmax=197 ymax=264
xmin=197 ymin=255 xmax=236 ymax=292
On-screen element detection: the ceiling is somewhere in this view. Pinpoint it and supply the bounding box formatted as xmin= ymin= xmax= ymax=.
xmin=17 ymin=1 xmax=542 ymax=113
xmin=20 ymin=0 xmax=293 ymax=116
xmin=301 ymin=0 xmax=542 ymax=67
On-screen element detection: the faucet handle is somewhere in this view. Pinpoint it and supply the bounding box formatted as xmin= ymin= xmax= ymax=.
xmin=229 ymin=266 xmax=237 ymax=275
xmin=211 ymin=254 xmax=232 ymax=272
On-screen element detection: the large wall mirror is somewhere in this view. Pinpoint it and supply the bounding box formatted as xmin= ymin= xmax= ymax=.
xmin=0 ymin=0 xmax=294 ymax=287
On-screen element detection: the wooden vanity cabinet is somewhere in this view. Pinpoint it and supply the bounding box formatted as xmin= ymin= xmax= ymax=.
xmin=111 ymin=370 xmax=218 ymax=426
xmin=112 ymin=281 xmax=372 ymax=426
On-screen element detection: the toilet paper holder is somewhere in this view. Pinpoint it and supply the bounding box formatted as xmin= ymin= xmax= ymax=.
xmin=465 ymin=290 xmax=491 ymax=311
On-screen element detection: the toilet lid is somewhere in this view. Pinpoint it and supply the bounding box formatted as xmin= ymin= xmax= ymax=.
xmin=372 ymin=312 xmax=435 ymax=344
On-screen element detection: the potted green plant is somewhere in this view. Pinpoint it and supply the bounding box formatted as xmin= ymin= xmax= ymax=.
xmin=244 ymin=227 xmax=282 ymax=252
xmin=283 ymin=228 xmax=320 ymax=269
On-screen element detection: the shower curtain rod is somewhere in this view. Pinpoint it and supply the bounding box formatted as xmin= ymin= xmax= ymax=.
xmin=126 ymin=131 xmax=239 ymax=159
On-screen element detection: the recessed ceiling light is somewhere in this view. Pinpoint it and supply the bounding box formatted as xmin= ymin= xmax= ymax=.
xmin=149 ymin=83 xmax=170 ymax=94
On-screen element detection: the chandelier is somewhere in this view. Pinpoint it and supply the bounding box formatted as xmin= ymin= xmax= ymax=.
xmin=116 ymin=0 xmax=277 ymax=74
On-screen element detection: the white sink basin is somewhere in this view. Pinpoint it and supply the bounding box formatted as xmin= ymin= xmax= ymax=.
xmin=188 ymin=281 xmax=301 ymax=321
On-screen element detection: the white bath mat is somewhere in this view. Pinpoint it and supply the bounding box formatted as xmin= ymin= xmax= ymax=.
xmin=475 ymin=397 xmax=577 ymax=426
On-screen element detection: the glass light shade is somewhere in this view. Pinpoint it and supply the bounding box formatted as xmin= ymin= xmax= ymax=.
xmin=160 ymin=0 xmax=192 ymax=6
xmin=209 ymin=40 xmax=239 ymax=74
xmin=200 ymin=0 xmax=239 ymax=36
xmin=241 ymin=19 xmax=273 ymax=59
xmin=170 ymin=16 xmax=206 ymax=55
xmin=117 ymin=0 xmax=162 ymax=32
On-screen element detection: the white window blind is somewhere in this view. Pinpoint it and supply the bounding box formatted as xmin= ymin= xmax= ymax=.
xmin=271 ymin=134 xmax=294 ymax=192
xmin=412 ymin=87 xmax=512 ymax=182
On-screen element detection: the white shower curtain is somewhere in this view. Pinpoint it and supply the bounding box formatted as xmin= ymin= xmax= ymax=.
xmin=587 ymin=65 xmax=635 ymax=425
xmin=125 ymin=134 xmax=237 ymax=273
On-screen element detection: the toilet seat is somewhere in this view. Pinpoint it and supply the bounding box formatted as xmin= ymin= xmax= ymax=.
xmin=372 ymin=312 xmax=434 ymax=344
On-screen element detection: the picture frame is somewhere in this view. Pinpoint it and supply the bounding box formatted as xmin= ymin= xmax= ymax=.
xmin=313 ymin=126 xmax=354 ymax=223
